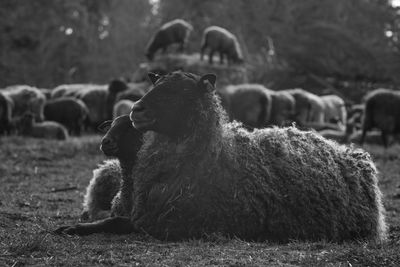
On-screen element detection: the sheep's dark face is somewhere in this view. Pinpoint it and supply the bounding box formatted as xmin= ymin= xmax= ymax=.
xmin=99 ymin=115 xmax=143 ymax=161
xmin=130 ymin=72 xmax=216 ymax=139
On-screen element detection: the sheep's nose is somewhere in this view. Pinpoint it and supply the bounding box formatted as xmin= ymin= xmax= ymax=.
xmin=101 ymin=136 xmax=113 ymax=146
xmin=131 ymin=101 xmax=145 ymax=113
xmin=130 ymin=101 xmax=146 ymax=122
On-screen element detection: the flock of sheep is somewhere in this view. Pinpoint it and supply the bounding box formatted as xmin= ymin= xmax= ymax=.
xmin=1 ymin=18 xmax=396 ymax=243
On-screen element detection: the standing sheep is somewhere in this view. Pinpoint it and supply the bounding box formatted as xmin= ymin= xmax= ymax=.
xmin=81 ymin=115 xmax=143 ymax=221
xmin=285 ymin=88 xmax=325 ymax=127
xmin=146 ymin=19 xmax=193 ymax=61
xmin=51 ymin=84 xmax=109 ymax=130
xmin=361 ymin=88 xmax=400 ymax=148
xmin=200 ymin=26 xmax=244 ymax=65
xmin=18 ymin=113 xmax=68 ymax=140
xmin=56 ymin=71 xmax=386 ymax=243
xmin=3 ymin=85 xmax=46 ymax=121
xmin=320 ymin=95 xmax=347 ymax=130
xmin=44 ymin=97 xmax=89 ymax=135
xmin=269 ymin=91 xmax=296 ymax=126
xmin=223 ymin=84 xmax=272 ymax=129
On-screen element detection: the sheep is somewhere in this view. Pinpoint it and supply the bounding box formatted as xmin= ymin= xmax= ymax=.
xmin=0 ymin=92 xmax=13 ymax=135
xmin=220 ymin=85 xmax=295 ymax=128
xmin=223 ymin=84 xmax=272 ymax=129
xmin=51 ymin=84 xmax=93 ymax=99
xmin=269 ymin=91 xmax=296 ymax=126
xmin=113 ymin=99 xmax=135 ymax=119
xmin=44 ymin=97 xmax=89 ymax=136
xmin=318 ymin=119 xmax=356 ymax=144
xmin=3 ymin=85 xmax=46 ymax=121
xmin=285 ymin=88 xmax=325 ymax=127
xmin=200 ymin=26 xmax=244 ymax=64
xmin=320 ymin=95 xmax=347 ymax=130
xmin=146 ymin=19 xmax=193 ymax=61
xmin=56 ymin=71 xmax=387 ymax=243
xmin=18 ymin=112 xmax=68 ymax=140
xmin=361 ymin=88 xmax=400 ymax=148
xmin=39 ymin=88 xmax=52 ymax=100
xmin=52 ymin=81 xmax=131 ymax=129
xmin=80 ymin=115 xmax=143 ymax=222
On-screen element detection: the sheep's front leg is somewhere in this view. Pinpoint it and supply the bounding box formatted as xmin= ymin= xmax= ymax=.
xmin=54 ymin=216 xmax=134 ymax=236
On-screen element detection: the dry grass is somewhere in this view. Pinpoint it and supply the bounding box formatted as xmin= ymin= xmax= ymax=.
xmin=0 ymin=135 xmax=399 ymax=266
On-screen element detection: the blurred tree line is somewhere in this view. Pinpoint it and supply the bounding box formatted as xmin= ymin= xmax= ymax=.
xmin=1 ymin=0 xmax=399 ymax=100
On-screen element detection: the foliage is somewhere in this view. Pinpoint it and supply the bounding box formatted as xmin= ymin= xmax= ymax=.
xmin=0 ymin=0 xmax=399 ymax=101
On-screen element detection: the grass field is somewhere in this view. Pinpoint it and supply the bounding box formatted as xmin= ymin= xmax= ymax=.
xmin=0 ymin=135 xmax=399 ymax=266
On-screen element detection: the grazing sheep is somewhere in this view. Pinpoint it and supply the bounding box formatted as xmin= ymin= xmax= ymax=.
xmin=81 ymin=115 xmax=143 ymax=221
xmin=44 ymin=97 xmax=89 ymax=136
xmin=223 ymin=84 xmax=272 ymax=129
xmin=201 ymin=26 xmax=244 ymax=64
xmin=18 ymin=113 xmax=68 ymax=140
xmin=50 ymin=84 xmax=109 ymax=129
xmin=361 ymin=88 xmax=400 ymax=148
xmin=3 ymin=85 xmax=46 ymax=121
xmin=285 ymin=88 xmax=325 ymax=126
xmin=146 ymin=19 xmax=193 ymax=61
xmin=56 ymin=71 xmax=386 ymax=243
xmin=269 ymin=91 xmax=296 ymax=126
xmin=320 ymin=95 xmax=347 ymax=130
xmin=221 ymin=85 xmax=295 ymax=128
xmin=113 ymin=99 xmax=135 ymax=119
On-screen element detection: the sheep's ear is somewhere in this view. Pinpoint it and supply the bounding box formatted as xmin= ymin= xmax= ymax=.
xmin=98 ymin=120 xmax=112 ymax=133
xmin=148 ymin=72 xmax=161 ymax=85
xmin=198 ymin=73 xmax=217 ymax=93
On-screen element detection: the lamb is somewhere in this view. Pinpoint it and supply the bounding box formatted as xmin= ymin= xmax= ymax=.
xmin=80 ymin=115 xmax=143 ymax=221
xmin=269 ymin=90 xmax=296 ymax=126
xmin=200 ymin=26 xmax=244 ymax=64
xmin=3 ymin=85 xmax=46 ymax=122
xmin=146 ymin=19 xmax=193 ymax=61
xmin=18 ymin=112 xmax=68 ymax=140
xmin=361 ymin=88 xmax=400 ymax=147
xmin=56 ymin=71 xmax=387 ymax=243
xmin=113 ymin=99 xmax=135 ymax=119
xmin=44 ymin=97 xmax=89 ymax=135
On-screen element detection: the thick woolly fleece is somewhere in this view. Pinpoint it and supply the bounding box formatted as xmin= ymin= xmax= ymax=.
xmin=81 ymin=160 xmax=122 ymax=221
xmin=130 ymin=73 xmax=387 ymax=242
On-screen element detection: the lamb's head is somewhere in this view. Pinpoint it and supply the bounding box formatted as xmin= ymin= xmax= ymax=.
xmin=130 ymin=71 xmax=217 ymax=139
xmin=99 ymin=115 xmax=143 ymax=162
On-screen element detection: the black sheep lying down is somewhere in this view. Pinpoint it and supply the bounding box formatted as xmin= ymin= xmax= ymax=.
xmin=80 ymin=115 xmax=143 ymax=221
xmin=56 ymin=72 xmax=387 ymax=243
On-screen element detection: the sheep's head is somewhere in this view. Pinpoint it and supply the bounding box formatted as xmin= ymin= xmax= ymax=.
xmin=130 ymin=71 xmax=217 ymax=139
xmin=99 ymin=115 xmax=143 ymax=162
